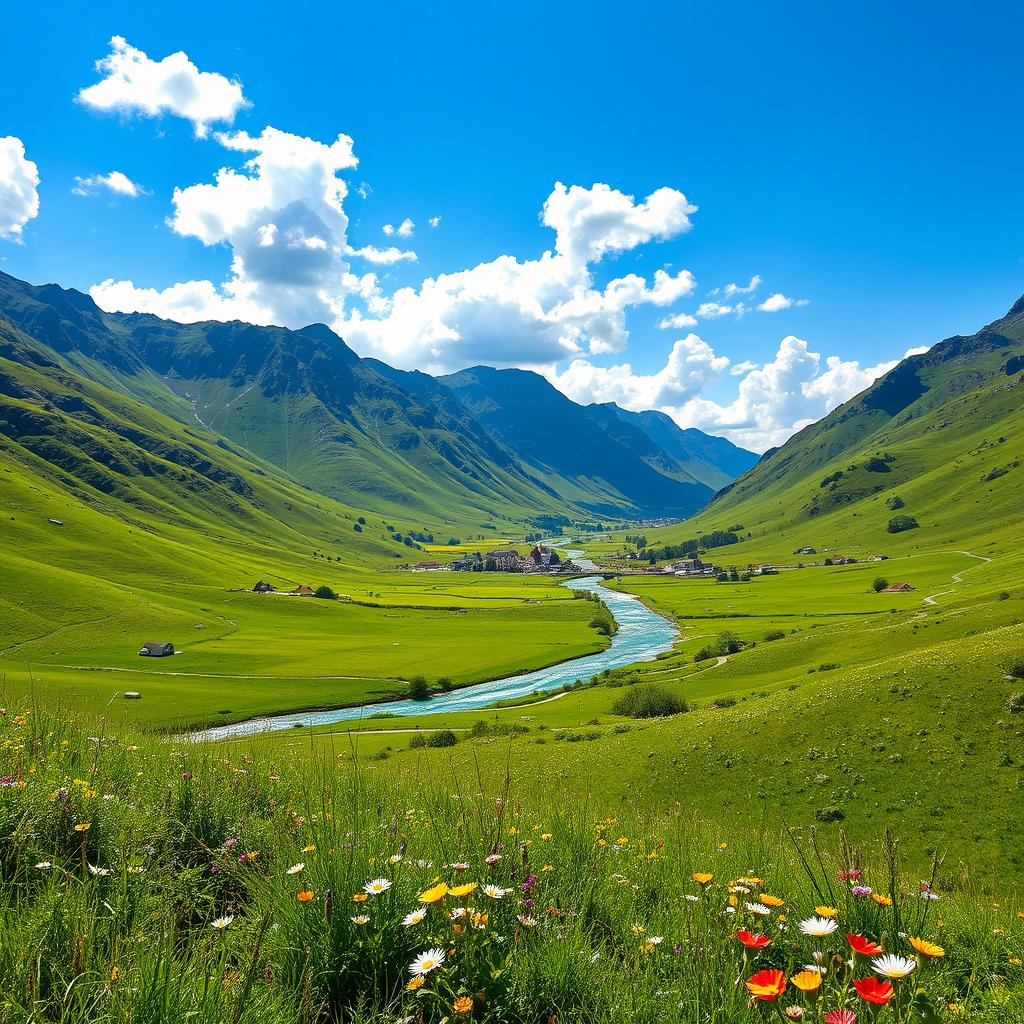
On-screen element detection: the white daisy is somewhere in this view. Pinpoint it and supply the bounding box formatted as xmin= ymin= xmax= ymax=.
xmin=401 ymin=907 xmax=427 ymax=927
xmin=450 ymin=906 xmax=469 ymax=920
xmin=211 ymin=915 xmax=234 ymax=930
xmin=872 ymin=953 xmax=917 ymax=979
xmin=35 ymin=861 xmax=52 ymax=869
xmin=482 ymin=884 xmax=508 ymax=899
xmin=127 ymin=865 xmax=146 ymax=874
xmin=799 ymin=916 xmax=839 ymax=937
xmin=388 ymin=853 xmax=404 ymax=864
xmin=803 ymin=964 xmax=827 ymax=974
xmin=364 ymin=878 xmax=392 ymax=895
xmin=746 ymin=902 xmax=771 ymax=917
xmin=351 ymin=914 xmax=370 ymax=925
xmin=684 ymin=894 xmax=700 ymax=902
xmin=87 ymin=864 xmax=110 ymax=876
xmin=409 ymin=947 xmax=446 ymax=976
xmin=286 ymin=863 xmax=305 ymax=875
xmin=647 ymin=935 xmax=664 ymax=945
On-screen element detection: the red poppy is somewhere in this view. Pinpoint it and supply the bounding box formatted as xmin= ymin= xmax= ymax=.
xmin=745 ymin=969 xmax=786 ymax=1000
xmin=736 ymin=929 xmax=771 ymax=949
xmin=847 ymin=932 xmax=884 ymax=956
xmin=853 ymin=977 xmax=893 ymax=1005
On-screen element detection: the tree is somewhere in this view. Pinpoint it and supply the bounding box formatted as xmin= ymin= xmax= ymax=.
xmin=872 ymin=577 xmax=889 ymax=593
xmin=718 ymin=631 xmax=744 ymax=654
xmin=611 ymin=684 xmax=689 ymax=719
xmin=887 ymin=515 xmax=919 ymax=533
xmin=313 ymin=585 xmax=337 ymax=600
xmin=408 ymin=676 xmax=432 ymax=701
xmin=426 ymin=729 xmax=458 ymax=747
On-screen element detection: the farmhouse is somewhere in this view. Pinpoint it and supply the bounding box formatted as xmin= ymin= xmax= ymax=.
xmin=413 ymin=561 xmax=443 ymax=571
xmin=252 ymin=580 xmax=276 ymax=593
xmin=290 ymin=584 xmax=315 ymax=596
xmin=882 ymin=582 xmax=916 ymax=593
xmin=139 ymin=641 xmax=174 ymax=657
xmin=486 ymin=549 xmax=526 ymax=572
xmin=450 ymin=552 xmax=484 ymax=571
xmin=796 ymin=546 xmax=816 ymax=555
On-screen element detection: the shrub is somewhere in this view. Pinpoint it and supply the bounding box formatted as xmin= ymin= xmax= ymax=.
xmin=718 ymin=631 xmax=744 ymax=655
xmin=693 ymin=646 xmax=718 ymax=663
xmin=886 ymin=495 xmax=905 ymax=510
xmin=611 ymin=684 xmax=690 ymax=719
xmin=815 ymin=806 xmax=845 ymax=823
xmin=408 ymin=675 xmax=432 ymax=701
xmin=873 ymin=577 xmax=889 ymax=593
xmin=313 ymin=585 xmax=337 ymax=599
xmin=408 ymin=733 xmax=426 ymax=748
xmin=1006 ymin=693 xmax=1024 ymax=715
xmin=764 ymin=629 xmax=786 ymax=642
xmin=887 ymin=514 xmax=919 ymax=533
xmin=426 ymin=729 xmax=458 ymax=748
xmin=713 ymin=696 xmax=737 ymax=708
xmin=437 ymin=676 xmax=454 ymax=691
xmin=352 ymin=523 xmax=362 ymax=532
xmin=1008 ymin=659 xmax=1024 ymax=680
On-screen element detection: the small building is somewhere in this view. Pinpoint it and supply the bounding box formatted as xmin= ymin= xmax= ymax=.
xmin=881 ymin=582 xmax=915 ymax=593
xmin=252 ymin=580 xmax=275 ymax=593
xmin=139 ymin=641 xmax=174 ymax=657
xmin=486 ymin=548 xmax=524 ymax=572
xmin=796 ymin=546 xmax=816 ymax=555
xmin=413 ymin=561 xmax=443 ymax=570
xmin=450 ymin=552 xmax=484 ymax=571
xmin=124 ymin=691 xmax=142 ymax=700
xmin=290 ymin=584 xmax=315 ymax=596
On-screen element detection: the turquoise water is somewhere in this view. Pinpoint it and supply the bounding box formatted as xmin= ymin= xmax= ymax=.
xmin=189 ymin=554 xmax=677 ymax=741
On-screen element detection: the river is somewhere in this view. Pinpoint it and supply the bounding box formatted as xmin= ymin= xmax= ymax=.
xmin=188 ymin=548 xmax=677 ymax=741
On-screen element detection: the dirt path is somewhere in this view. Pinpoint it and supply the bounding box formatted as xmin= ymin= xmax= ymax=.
xmin=922 ymin=550 xmax=994 ymax=606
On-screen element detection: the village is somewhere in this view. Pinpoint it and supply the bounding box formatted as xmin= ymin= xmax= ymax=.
xmin=414 ymin=544 xmax=580 ymax=574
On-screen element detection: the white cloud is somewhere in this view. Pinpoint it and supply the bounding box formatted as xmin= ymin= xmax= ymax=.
xmin=729 ymin=359 xmax=759 ymax=376
xmin=77 ymin=37 xmax=249 ymax=138
xmin=383 ymin=217 xmax=414 ymax=238
xmin=342 ymin=182 xmax=699 ymax=371
xmin=758 ymin=291 xmax=809 ymax=312
xmin=696 ymin=301 xmax=740 ymax=319
xmin=428 ymin=215 xmax=441 ymax=228
xmin=722 ymin=274 xmax=761 ymax=297
xmin=92 ymin=125 xmax=363 ymax=327
xmin=657 ymin=311 xmax=698 ymax=330
xmin=0 ymin=136 xmax=39 ymax=241
xmin=72 ymin=170 xmax=147 ymax=197
xmin=347 ymin=244 xmax=417 ymax=265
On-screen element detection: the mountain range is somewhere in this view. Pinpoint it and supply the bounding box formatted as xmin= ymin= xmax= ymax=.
xmin=0 ymin=271 xmax=755 ymax=528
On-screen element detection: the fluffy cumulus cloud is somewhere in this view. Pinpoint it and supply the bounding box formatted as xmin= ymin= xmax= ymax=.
xmin=758 ymin=291 xmax=809 ymax=312
xmin=554 ymin=335 xmax=903 ymax=452
xmin=77 ymin=36 xmax=249 ymax=137
xmin=383 ymin=217 xmax=414 ymax=238
xmin=72 ymin=170 xmax=147 ymax=197
xmin=0 ymin=136 xmax=40 ymax=241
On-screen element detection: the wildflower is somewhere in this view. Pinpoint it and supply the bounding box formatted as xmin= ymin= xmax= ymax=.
xmin=485 ymin=853 xmax=502 ymax=865
xmin=790 ymin=971 xmax=823 ymax=996
xmin=73 ymin=823 xmax=91 ymax=832
xmin=907 ymin=936 xmax=944 ymax=959
xmin=542 ymin=864 xmax=554 ymax=872
xmin=815 ymin=905 xmax=839 ymax=918
xmin=87 ymin=864 xmax=110 ymax=876
xmin=448 ymin=882 xmax=478 ymax=897
xmin=296 ymin=891 xmax=314 ymax=902
xmin=736 ymin=930 xmax=771 ymax=949
xmin=839 ymin=869 xmax=861 ymax=881
xmin=210 ymin=913 xmax=235 ymax=930
xmin=351 ymin=914 xmax=370 ymax=925
xmin=387 ymin=852 xmax=402 ymax=863
xmin=402 ymin=907 xmax=427 ymax=927
xmin=541 ymin=833 xmax=553 ymax=841
xmin=850 ymin=886 xmax=872 ymax=898
xmin=35 ymin=861 xmax=52 ymax=870
xmin=364 ymin=878 xmax=392 ymax=895
xmin=785 ymin=1008 xmax=805 ymax=1021
xmin=848 ymin=933 xmax=884 ymax=956
xmin=799 ymin=916 xmax=839 ymax=937
xmin=824 ymin=1011 xmax=858 ymax=1024
xmin=450 ymin=861 xmax=469 ymax=871
xmin=692 ymin=872 xmax=713 ymax=885
xmin=419 ymin=882 xmax=449 ymax=903
xmin=760 ymin=894 xmax=785 ymax=908
xmin=453 ymin=996 xmax=474 ymax=1015
xmin=746 ymin=902 xmax=771 ymax=917
xmin=286 ymin=863 xmax=305 ymax=875
xmin=920 ymin=891 xmax=940 ymax=901
xmin=482 ymin=884 xmax=507 ymax=899
xmin=407 ymin=976 xmax=424 ymax=991
xmin=853 ymin=977 xmax=894 ymax=1004
xmin=871 ymin=953 xmax=917 ymax=979
xmin=746 ymin=969 xmax=786 ymax=1001
xmin=303 ymin=844 xmax=316 ymax=853
xmin=409 ymin=947 xmax=446 ymax=976
xmin=517 ymin=914 xmax=537 ymax=927
xmin=352 ymin=893 xmax=368 ymax=903
xmin=127 ymin=865 xmax=145 ymax=874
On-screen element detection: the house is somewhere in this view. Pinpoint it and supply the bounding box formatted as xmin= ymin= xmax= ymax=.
xmin=881 ymin=582 xmax=915 ymax=593
xmin=290 ymin=584 xmax=315 ymax=596
xmin=832 ymin=556 xmax=858 ymax=565
xmin=486 ymin=548 xmax=524 ymax=572
xmin=413 ymin=561 xmax=443 ymax=570
xmin=528 ymin=545 xmax=561 ymax=568
xmin=139 ymin=641 xmax=174 ymax=657
xmin=252 ymin=580 xmax=275 ymax=593
xmin=450 ymin=552 xmax=484 ymax=571
xmin=796 ymin=546 xmax=816 ymax=555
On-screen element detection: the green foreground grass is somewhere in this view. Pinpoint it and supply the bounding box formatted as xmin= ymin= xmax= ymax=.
xmin=2 ymin=705 xmax=1023 ymax=1024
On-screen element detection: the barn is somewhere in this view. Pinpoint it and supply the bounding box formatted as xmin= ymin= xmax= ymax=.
xmin=139 ymin=641 xmax=175 ymax=657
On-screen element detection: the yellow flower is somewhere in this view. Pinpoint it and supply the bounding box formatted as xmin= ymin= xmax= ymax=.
xmin=407 ymin=976 xmax=425 ymax=991
xmin=448 ymin=882 xmax=478 ymax=897
xmin=73 ymin=823 xmax=91 ymax=832
xmin=908 ymin=936 xmax=945 ymax=959
xmin=615 ymin=837 xmax=629 ymax=847
xmin=815 ymin=905 xmax=839 ymax=918
xmin=692 ymin=872 xmax=714 ymax=885
xmin=302 ymin=844 xmax=316 ymax=853
xmin=760 ymin=894 xmax=785 ymax=908
xmin=790 ymin=970 xmax=822 ymax=993
xmin=541 ymin=833 xmax=553 ymax=841
xmin=352 ymin=893 xmax=368 ymax=903
xmin=871 ymin=893 xmax=893 ymax=907
xmin=109 ymin=965 xmax=120 ymax=983
xmin=419 ymin=882 xmax=449 ymax=904
xmin=631 ymin=923 xmax=645 ymax=935
xmin=542 ymin=865 xmax=554 ymax=872
xmin=453 ymin=995 xmax=474 ymax=1015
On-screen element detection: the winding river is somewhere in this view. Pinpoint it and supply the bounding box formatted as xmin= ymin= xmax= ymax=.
xmin=190 ymin=549 xmax=677 ymax=741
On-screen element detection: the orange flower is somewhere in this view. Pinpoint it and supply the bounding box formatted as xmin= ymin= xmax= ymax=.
xmin=759 ymin=894 xmax=785 ymax=908
xmin=692 ymin=872 xmax=713 ymax=885
xmin=854 ymin=977 xmax=893 ymax=1005
xmin=296 ymin=891 xmax=314 ymax=902
xmin=736 ymin=930 xmax=771 ymax=949
xmin=745 ymin=969 xmax=786 ymax=1001
xmin=453 ymin=995 xmax=474 ymax=1015
xmin=848 ymin=932 xmax=884 ymax=956
xmin=407 ymin=976 xmax=424 ymax=991
xmin=73 ymin=823 xmax=91 ymax=832
xmin=908 ymin=936 xmax=945 ymax=959
xmin=790 ymin=971 xmax=822 ymax=996
xmin=871 ymin=892 xmax=893 ymax=907
xmin=352 ymin=893 xmax=368 ymax=903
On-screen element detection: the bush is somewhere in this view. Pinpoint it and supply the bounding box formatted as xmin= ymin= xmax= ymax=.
xmin=437 ymin=676 xmax=454 ymax=691
xmin=611 ymin=684 xmax=690 ymax=719
xmin=426 ymin=729 xmax=458 ymax=748
xmin=712 ymin=696 xmax=737 ymax=708
xmin=1008 ymin=660 xmax=1024 ymax=681
xmin=887 ymin=514 xmax=919 ymax=533
xmin=873 ymin=577 xmax=889 ymax=593
xmin=815 ymin=806 xmax=845 ymax=823
xmin=718 ymin=631 xmax=744 ymax=655
xmin=313 ymin=585 xmax=337 ymax=599
xmin=408 ymin=675 xmax=432 ymax=701
xmin=408 ymin=733 xmax=426 ymax=748
xmin=1006 ymin=693 xmax=1024 ymax=715
xmin=693 ymin=646 xmax=718 ymax=663
xmin=764 ymin=629 xmax=786 ymax=642
xmin=886 ymin=495 xmax=905 ymax=510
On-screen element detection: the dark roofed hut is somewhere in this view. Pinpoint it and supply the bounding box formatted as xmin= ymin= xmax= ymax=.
xmin=253 ymin=580 xmax=275 ymax=593
xmin=139 ymin=641 xmax=175 ymax=657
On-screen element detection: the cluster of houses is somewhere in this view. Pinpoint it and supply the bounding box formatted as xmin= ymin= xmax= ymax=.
xmin=252 ymin=581 xmax=316 ymax=596
xmin=445 ymin=545 xmax=570 ymax=574
xmin=659 ymin=557 xmax=720 ymax=578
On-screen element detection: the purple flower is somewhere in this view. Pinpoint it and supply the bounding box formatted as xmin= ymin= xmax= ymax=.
xmin=181 ymin=771 xmax=193 ymax=781
xmin=0 ymin=775 xmax=17 ymax=788
xmin=851 ymin=885 xmax=872 ymax=898
xmin=522 ymin=874 xmax=538 ymax=894
xmin=521 ymin=897 xmax=536 ymax=911
xmin=222 ymin=837 xmax=239 ymax=851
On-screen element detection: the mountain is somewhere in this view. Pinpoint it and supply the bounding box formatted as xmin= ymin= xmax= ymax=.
xmin=0 ymin=271 xmax=754 ymax=524
xmin=601 ymin=404 xmax=759 ymax=489
xmin=439 ymin=366 xmax=716 ymax=518
xmin=650 ymin=291 xmax=1024 ymax=560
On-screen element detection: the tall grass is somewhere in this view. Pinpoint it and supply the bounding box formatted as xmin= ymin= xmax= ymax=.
xmin=1 ymin=702 xmax=1021 ymax=1022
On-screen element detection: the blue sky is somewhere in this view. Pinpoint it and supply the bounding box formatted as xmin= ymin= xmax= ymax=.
xmin=1 ymin=1 xmax=1021 ymax=450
